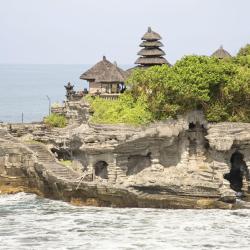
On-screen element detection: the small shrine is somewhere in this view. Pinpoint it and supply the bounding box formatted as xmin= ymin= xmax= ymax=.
xmin=64 ymin=82 xmax=86 ymax=101
xmin=64 ymin=82 xmax=75 ymax=100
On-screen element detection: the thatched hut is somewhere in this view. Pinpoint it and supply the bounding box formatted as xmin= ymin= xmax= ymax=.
xmin=135 ymin=27 xmax=170 ymax=67
xmin=211 ymin=45 xmax=232 ymax=59
xmin=80 ymin=56 xmax=126 ymax=96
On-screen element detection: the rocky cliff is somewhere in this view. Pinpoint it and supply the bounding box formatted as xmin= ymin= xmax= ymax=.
xmin=1 ymin=111 xmax=250 ymax=209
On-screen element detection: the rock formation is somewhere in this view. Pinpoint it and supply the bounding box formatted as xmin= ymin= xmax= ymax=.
xmin=1 ymin=108 xmax=250 ymax=209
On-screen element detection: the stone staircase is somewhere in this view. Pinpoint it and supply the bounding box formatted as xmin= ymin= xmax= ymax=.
xmin=25 ymin=143 xmax=55 ymax=162
xmin=0 ymin=129 xmax=17 ymax=142
xmin=25 ymin=142 xmax=80 ymax=181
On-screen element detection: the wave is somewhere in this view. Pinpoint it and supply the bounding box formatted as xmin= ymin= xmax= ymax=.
xmin=0 ymin=193 xmax=250 ymax=249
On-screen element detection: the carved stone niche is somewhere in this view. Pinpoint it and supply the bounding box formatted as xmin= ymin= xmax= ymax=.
xmin=159 ymin=143 xmax=181 ymax=168
xmin=126 ymin=153 xmax=151 ymax=175
xmin=94 ymin=161 xmax=108 ymax=179
xmin=87 ymin=153 xmax=114 ymax=180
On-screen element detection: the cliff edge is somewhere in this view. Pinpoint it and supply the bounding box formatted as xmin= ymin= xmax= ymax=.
xmin=1 ymin=111 xmax=250 ymax=209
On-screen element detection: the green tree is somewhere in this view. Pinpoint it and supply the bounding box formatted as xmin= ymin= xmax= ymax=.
xmin=127 ymin=55 xmax=238 ymax=121
xmin=222 ymin=66 xmax=250 ymax=122
xmin=235 ymin=44 xmax=250 ymax=68
xmin=88 ymin=51 xmax=250 ymax=125
xmin=237 ymin=44 xmax=250 ymax=57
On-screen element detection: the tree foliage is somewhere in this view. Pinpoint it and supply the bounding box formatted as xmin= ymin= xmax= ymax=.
xmin=235 ymin=44 xmax=250 ymax=68
xmin=88 ymin=93 xmax=152 ymax=125
xmin=237 ymin=44 xmax=250 ymax=57
xmin=127 ymin=55 xmax=246 ymax=122
xmin=88 ymin=48 xmax=250 ymax=125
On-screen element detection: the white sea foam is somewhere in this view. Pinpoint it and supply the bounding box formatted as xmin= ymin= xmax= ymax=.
xmin=0 ymin=193 xmax=250 ymax=250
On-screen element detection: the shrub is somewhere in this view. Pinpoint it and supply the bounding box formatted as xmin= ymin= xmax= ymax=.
xmin=88 ymin=93 xmax=152 ymax=125
xmin=44 ymin=114 xmax=67 ymax=128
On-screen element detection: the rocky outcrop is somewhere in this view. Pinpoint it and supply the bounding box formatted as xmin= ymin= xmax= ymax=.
xmin=51 ymin=98 xmax=90 ymax=125
xmin=207 ymin=123 xmax=250 ymax=151
xmin=1 ymin=111 xmax=250 ymax=209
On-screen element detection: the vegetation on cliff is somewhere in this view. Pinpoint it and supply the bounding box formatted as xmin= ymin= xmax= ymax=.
xmin=235 ymin=44 xmax=250 ymax=68
xmin=44 ymin=114 xmax=67 ymax=128
xmin=89 ymin=44 xmax=250 ymax=124
xmin=88 ymin=94 xmax=152 ymax=125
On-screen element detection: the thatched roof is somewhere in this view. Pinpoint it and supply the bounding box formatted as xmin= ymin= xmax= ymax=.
xmin=142 ymin=27 xmax=161 ymax=41
xmin=80 ymin=56 xmax=126 ymax=83
xmin=138 ymin=48 xmax=165 ymax=56
xmin=140 ymin=40 xmax=163 ymax=48
xmin=211 ymin=46 xmax=232 ymax=59
xmin=135 ymin=57 xmax=170 ymax=65
xmin=135 ymin=27 xmax=170 ymax=67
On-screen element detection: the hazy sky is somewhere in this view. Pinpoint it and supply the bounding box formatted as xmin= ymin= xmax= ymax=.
xmin=1 ymin=0 xmax=249 ymax=65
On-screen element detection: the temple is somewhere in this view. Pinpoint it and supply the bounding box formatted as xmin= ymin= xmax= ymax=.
xmin=76 ymin=29 xmax=232 ymax=100
xmin=211 ymin=45 xmax=232 ymax=59
xmin=80 ymin=56 xmax=126 ymax=98
xmin=135 ymin=27 xmax=170 ymax=67
xmin=79 ymin=27 xmax=170 ymax=98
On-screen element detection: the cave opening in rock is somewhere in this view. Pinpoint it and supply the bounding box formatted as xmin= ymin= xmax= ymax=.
xmin=224 ymin=151 xmax=249 ymax=192
xmin=51 ymin=148 xmax=71 ymax=161
xmin=127 ymin=154 xmax=151 ymax=175
xmin=189 ymin=122 xmax=196 ymax=130
xmin=94 ymin=161 xmax=108 ymax=179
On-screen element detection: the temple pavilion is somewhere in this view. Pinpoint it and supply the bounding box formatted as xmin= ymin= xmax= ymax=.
xmin=211 ymin=45 xmax=232 ymax=59
xmin=80 ymin=56 xmax=126 ymax=97
xmin=81 ymin=28 xmax=234 ymax=99
xmin=135 ymin=27 xmax=170 ymax=67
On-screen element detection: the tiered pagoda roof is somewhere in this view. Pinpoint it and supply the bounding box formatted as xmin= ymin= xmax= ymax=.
xmin=135 ymin=27 xmax=170 ymax=67
xmin=211 ymin=45 xmax=232 ymax=59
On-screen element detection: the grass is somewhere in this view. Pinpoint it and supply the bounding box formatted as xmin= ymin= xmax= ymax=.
xmin=59 ymin=160 xmax=72 ymax=167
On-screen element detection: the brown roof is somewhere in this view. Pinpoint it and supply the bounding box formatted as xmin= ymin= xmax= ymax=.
xmin=135 ymin=57 xmax=170 ymax=66
xmin=211 ymin=46 xmax=232 ymax=59
xmin=140 ymin=40 xmax=163 ymax=47
xmin=135 ymin=27 xmax=170 ymax=67
xmin=137 ymin=48 xmax=165 ymax=56
xmin=142 ymin=27 xmax=161 ymax=41
xmin=80 ymin=56 xmax=126 ymax=83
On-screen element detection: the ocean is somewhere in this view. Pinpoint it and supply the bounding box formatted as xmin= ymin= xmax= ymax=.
xmin=0 ymin=64 xmax=90 ymax=123
xmin=0 ymin=193 xmax=250 ymax=250
xmin=0 ymin=64 xmax=132 ymax=123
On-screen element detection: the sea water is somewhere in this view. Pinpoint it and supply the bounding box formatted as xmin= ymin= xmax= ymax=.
xmin=0 ymin=64 xmax=131 ymax=123
xmin=0 ymin=193 xmax=250 ymax=250
xmin=0 ymin=64 xmax=89 ymax=123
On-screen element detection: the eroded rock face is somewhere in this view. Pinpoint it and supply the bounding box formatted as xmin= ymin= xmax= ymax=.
xmin=1 ymin=111 xmax=250 ymax=209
